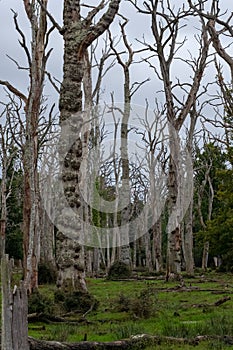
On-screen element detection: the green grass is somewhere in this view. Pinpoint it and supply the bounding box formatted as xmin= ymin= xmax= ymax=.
xmin=27 ymin=272 xmax=233 ymax=349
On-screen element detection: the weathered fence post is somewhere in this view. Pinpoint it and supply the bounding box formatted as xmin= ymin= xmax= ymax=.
xmin=1 ymin=254 xmax=29 ymax=350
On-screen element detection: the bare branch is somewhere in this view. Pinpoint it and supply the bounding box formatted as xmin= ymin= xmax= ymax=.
xmin=45 ymin=71 xmax=60 ymax=94
xmin=36 ymin=0 xmax=64 ymax=34
xmin=11 ymin=9 xmax=31 ymax=67
xmin=84 ymin=0 xmax=105 ymax=26
xmin=6 ymin=54 xmax=29 ymax=71
xmin=207 ymin=19 xmax=233 ymax=84
xmin=84 ymin=0 xmax=121 ymax=48
xmin=0 ymin=81 xmax=27 ymax=104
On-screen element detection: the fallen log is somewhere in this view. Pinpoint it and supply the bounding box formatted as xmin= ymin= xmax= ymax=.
xmin=28 ymin=335 xmax=155 ymax=350
xmin=12 ymin=333 xmax=233 ymax=350
xmin=27 ymin=334 xmax=200 ymax=350
xmin=192 ymin=296 xmax=231 ymax=308
xmin=214 ymin=296 xmax=231 ymax=306
xmin=28 ymin=313 xmax=91 ymax=325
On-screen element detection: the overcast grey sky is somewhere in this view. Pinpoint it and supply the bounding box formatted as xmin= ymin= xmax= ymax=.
xmin=0 ymin=1 xmax=232 ymax=113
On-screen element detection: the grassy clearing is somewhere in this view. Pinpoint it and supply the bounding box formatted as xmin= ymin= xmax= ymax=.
xmin=28 ymin=272 xmax=233 ymax=349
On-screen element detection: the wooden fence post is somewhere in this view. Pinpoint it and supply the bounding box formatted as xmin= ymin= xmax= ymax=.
xmin=1 ymin=254 xmax=29 ymax=350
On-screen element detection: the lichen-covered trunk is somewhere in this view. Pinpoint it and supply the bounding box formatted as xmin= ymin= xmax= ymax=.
xmin=57 ymin=0 xmax=121 ymax=291
xmin=56 ymin=1 xmax=88 ymax=292
xmin=166 ymin=154 xmax=182 ymax=278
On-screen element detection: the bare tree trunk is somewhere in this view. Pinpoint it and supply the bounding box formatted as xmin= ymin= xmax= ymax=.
xmin=152 ymin=220 xmax=163 ymax=272
xmin=109 ymin=23 xmax=133 ymax=265
xmin=183 ymin=202 xmax=195 ymax=275
xmin=132 ymin=239 xmax=137 ymax=269
xmin=202 ymin=241 xmax=209 ymax=271
xmin=0 ymin=139 xmax=7 ymax=259
xmin=182 ymin=110 xmax=196 ymax=275
xmin=144 ymin=231 xmax=153 ymax=272
xmin=20 ymin=0 xmax=50 ymax=293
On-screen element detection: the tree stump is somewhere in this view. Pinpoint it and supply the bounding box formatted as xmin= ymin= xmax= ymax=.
xmin=1 ymin=254 xmax=29 ymax=350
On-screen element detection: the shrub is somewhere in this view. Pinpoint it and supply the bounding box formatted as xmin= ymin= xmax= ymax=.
xmin=38 ymin=263 xmax=57 ymax=285
xmin=114 ymin=287 xmax=158 ymax=319
xmin=130 ymin=287 xmax=158 ymax=319
xmin=65 ymin=291 xmax=99 ymax=313
xmin=54 ymin=289 xmax=65 ymax=303
xmin=107 ymin=261 xmax=132 ymax=280
xmin=114 ymin=292 xmax=131 ymax=312
xmin=28 ymin=290 xmax=54 ymax=315
xmin=54 ymin=290 xmax=99 ymax=313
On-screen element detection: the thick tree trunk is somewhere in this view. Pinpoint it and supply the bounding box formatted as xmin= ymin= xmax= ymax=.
xmin=57 ymin=1 xmax=121 ymax=291
xmin=167 ymin=155 xmax=182 ymax=278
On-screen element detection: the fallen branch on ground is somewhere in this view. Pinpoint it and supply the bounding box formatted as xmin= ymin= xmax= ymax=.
xmin=192 ymin=296 xmax=231 ymax=308
xmin=28 ymin=334 xmax=233 ymax=350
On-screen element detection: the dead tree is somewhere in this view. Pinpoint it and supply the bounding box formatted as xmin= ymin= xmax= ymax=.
xmin=0 ymin=0 xmax=53 ymax=292
xmin=108 ymin=18 xmax=150 ymax=266
xmin=0 ymin=107 xmax=18 ymax=259
xmin=190 ymin=1 xmax=233 ymax=167
xmin=136 ymin=108 xmax=168 ymax=272
xmin=189 ymin=0 xmax=233 ymax=84
xmin=109 ymin=19 xmax=133 ymax=265
xmin=194 ymin=133 xmax=220 ymax=270
xmin=129 ymin=0 xmax=211 ymax=278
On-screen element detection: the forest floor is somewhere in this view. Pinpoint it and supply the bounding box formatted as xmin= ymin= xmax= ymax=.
xmin=28 ymin=271 xmax=233 ymax=349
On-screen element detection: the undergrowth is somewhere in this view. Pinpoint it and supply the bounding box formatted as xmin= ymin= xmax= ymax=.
xmin=27 ymin=272 xmax=233 ymax=349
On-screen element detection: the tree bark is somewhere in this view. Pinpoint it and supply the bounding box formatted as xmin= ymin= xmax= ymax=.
xmin=21 ymin=0 xmax=49 ymax=293
xmin=57 ymin=0 xmax=121 ymax=291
